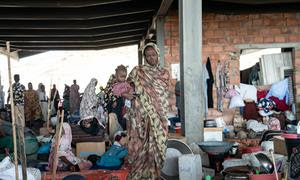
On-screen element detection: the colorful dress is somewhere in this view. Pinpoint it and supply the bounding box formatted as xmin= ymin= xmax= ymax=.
xmin=24 ymin=89 xmax=42 ymax=122
xmin=125 ymin=64 xmax=170 ymax=179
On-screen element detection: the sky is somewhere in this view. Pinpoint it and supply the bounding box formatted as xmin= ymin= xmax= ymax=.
xmin=0 ymin=45 xmax=138 ymax=99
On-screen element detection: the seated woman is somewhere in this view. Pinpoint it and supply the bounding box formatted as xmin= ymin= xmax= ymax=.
xmin=78 ymin=78 xmax=105 ymax=135
xmin=48 ymin=122 xmax=92 ymax=172
xmin=96 ymin=131 xmax=128 ymax=170
xmin=79 ymin=117 xmax=104 ymax=136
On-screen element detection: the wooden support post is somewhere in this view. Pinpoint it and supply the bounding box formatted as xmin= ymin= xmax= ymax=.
xmin=15 ymin=108 xmax=27 ymax=180
xmin=52 ymin=110 xmax=64 ymax=180
xmin=6 ymin=41 xmax=19 ymax=180
xmin=47 ymin=82 xmax=52 ymax=130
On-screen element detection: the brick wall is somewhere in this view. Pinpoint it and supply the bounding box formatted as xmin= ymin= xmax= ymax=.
xmin=163 ymin=10 xmax=300 ymax=117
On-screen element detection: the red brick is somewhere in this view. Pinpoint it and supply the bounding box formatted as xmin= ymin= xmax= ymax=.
xmin=254 ymin=36 xmax=264 ymax=43
xmin=218 ymin=21 xmax=229 ymax=28
xmin=243 ymin=37 xmax=254 ymax=43
xmin=270 ymin=28 xmax=281 ymax=35
xmin=164 ymin=22 xmax=172 ymax=29
xmin=224 ymin=30 xmax=237 ymax=36
xmin=203 ymin=46 xmax=213 ymax=53
xmin=263 ymin=18 xmax=272 ymax=26
xmin=260 ymin=29 xmax=270 ymax=35
xmin=274 ymin=36 xmax=286 ymax=43
xmin=203 ymin=13 xmax=216 ymax=21
xmin=249 ymin=14 xmax=260 ymax=19
xmin=253 ymin=19 xmax=264 ymax=26
xmin=215 ymin=14 xmax=228 ymax=21
xmin=213 ymin=46 xmax=223 ymax=52
xmin=204 ymin=30 xmax=214 ymax=37
xmin=272 ymin=19 xmax=286 ymax=26
xmin=241 ymin=19 xmax=252 ymax=27
xmin=219 ymin=54 xmax=229 ymax=61
xmin=206 ymin=22 xmax=218 ymax=29
xmin=229 ymin=21 xmax=241 ymax=28
xmin=247 ymin=28 xmax=260 ymax=36
xmin=295 ymin=50 xmax=300 ymax=59
xmin=224 ymin=46 xmax=236 ymax=51
xmin=214 ymin=30 xmax=225 ymax=37
xmin=238 ymin=29 xmax=247 ymax=36
xmin=263 ymin=37 xmax=274 ymax=43
xmin=288 ymin=35 xmax=300 ymax=42
xmin=261 ymin=13 xmax=283 ymax=18
xmin=233 ymin=37 xmax=243 ymax=44
xmin=294 ymin=58 xmax=300 ymax=68
xmin=287 ymin=18 xmax=299 ymax=26
xmin=284 ymin=13 xmax=297 ymax=18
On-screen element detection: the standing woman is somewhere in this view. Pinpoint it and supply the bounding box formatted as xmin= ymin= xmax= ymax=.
xmin=125 ymin=43 xmax=170 ymax=179
xmin=80 ymin=78 xmax=98 ymax=120
xmin=70 ymin=80 xmax=80 ymax=114
xmin=37 ymin=83 xmax=48 ymax=122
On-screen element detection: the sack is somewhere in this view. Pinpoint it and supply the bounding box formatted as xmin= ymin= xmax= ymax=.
xmin=289 ymin=144 xmax=300 ymax=178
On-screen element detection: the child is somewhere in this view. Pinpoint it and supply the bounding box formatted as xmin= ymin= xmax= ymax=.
xmin=96 ymin=131 xmax=128 ymax=170
xmin=105 ymin=65 xmax=133 ymax=131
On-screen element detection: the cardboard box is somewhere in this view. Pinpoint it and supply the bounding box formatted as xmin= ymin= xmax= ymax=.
xmin=273 ymin=136 xmax=288 ymax=156
xmin=204 ymin=128 xmax=223 ymax=141
xmin=76 ymin=142 xmax=106 ymax=158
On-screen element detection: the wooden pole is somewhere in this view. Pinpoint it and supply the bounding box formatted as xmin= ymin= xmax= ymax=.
xmin=6 ymin=41 xmax=19 ymax=180
xmin=51 ymin=110 xmax=64 ymax=180
xmin=47 ymin=82 xmax=52 ymax=130
xmin=15 ymin=108 xmax=27 ymax=180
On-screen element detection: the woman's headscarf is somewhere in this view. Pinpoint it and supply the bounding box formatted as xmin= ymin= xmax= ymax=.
xmin=80 ymin=78 xmax=98 ymax=120
xmin=37 ymin=83 xmax=43 ymax=93
xmin=142 ymin=42 xmax=160 ymax=66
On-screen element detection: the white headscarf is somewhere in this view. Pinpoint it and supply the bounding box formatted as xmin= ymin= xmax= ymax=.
xmin=80 ymin=78 xmax=98 ymax=120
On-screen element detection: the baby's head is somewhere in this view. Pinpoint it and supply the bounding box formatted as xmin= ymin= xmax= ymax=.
xmin=115 ymin=65 xmax=127 ymax=83
xmin=114 ymin=131 xmax=128 ymax=146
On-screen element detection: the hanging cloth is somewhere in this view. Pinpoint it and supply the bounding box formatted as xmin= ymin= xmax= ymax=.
xmin=206 ymin=57 xmax=214 ymax=108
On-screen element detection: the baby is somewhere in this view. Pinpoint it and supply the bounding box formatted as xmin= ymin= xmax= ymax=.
xmin=112 ymin=65 xmax=133 ymax=100
xmin=105 ymin=65 xmax=133 ymax=131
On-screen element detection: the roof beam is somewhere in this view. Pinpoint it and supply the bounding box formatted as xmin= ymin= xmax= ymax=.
xmin=0 ymin=30 xmax=145 ymax=43
xmin=0 ymin=12 xmax=153 ymax=30
xmin=0 ymin=23 xmax=148 ymax=37
xmin=8 ymin=41 xmax=139 ymax=51
xmin=143 ymin=0 xmax=174 ymax=43
xmin=1 ymin=37 xmax=141 ymax=48
xmin=0 ymin=35 xmax=143 ymax=45
xmin=0 ymin=0 xmax=133 ymax=8
xmin=0 ymin=1 xmax=161 ymax=20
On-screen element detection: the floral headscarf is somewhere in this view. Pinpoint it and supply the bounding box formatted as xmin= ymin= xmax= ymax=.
xmin=80 ymin=78 xmax=98 ymax=120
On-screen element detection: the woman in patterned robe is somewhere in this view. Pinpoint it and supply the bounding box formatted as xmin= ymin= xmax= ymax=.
xmin=125 ymin=43 xmax=170 ymax=179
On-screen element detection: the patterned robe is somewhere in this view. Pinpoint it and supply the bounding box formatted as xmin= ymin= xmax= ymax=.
xmin=125 ymin=64 xmax=170 ymax=180
xmin=24 ymin=89 xmax=42 ymax=122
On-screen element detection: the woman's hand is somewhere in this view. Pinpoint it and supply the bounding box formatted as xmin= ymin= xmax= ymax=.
xmin=122 ymin=92 xmax=134 ymax=100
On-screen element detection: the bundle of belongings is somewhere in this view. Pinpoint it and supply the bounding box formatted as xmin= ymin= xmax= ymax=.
xmin=224 ymin=78 xmax=296 ymax=134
